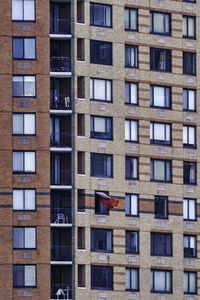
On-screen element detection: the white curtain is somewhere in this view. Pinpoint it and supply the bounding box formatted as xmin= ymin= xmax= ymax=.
xmin=13 ymin=114 xmax=23 ymax=134
xmin=24 ymin=152 xmax=35 ymax=172
xmin=154 ymin=160 xmax=164 ymax=180
xmin=25 ymin=189 xmax=35 ymax=210
xmin=13 ymin=152 xmax=23 ymax=172
xmin=24 ymin=76 xmax=35 ymax=97
xmin=24 ymin=0 xmax=35 ymax=21
xmin=94 ymin=79 xmax=106 ymax=100
xmin=24 ymin=38 xmax=35 ymax=59
xmin=154 ymin=86 xmax=165 ymax=107
xmin=25 ymin=228 xmax=36 ymax=248
xmin=24 ymin=114 xmax=35 ymax=135
xmin=188 ymin=90 xmax=195 ymax=110
xmin=25 ymin=266 xmax=36 ymax=286
xmin=12 ymin=0 xmax=23 ymax=20
xmin=154 ymin=13 xmax=164 ymax=32
xmin=154 ymin=271 xmax=165 ymax=291
xmin=131 ymin=194 xmax=138 ymax=215
xmin=13 ymin=190 xmax=24 ymax=210
xmin=94 ymin=117 xmax=106 ymax=132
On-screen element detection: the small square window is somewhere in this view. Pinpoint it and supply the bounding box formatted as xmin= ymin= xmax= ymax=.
xmin=183 ymin=89 xmax=196 ymax=111
xmin=125 ymin=156 xmax=139 ymax=180
xmin=151 ymin=270 xmax=172 ymax=293
xmin=183 ymin=125 xmax=196 ymax=148
xmin=150 ymin=11 xmax=171 ymax=35
xmin=183 ymin=198 xmax=196 ymax=221
xmin=150 ymin=48 xmax=171 ymax=72
xmin=13 ymin=75 xmax=36 ymax=98
xmin=183 ymin=16 xmax=196 ymax=38
xmin=126 ymin=231 xmax=139 ymax=254
xmin=90 ymin=78 xmax=112 ymax=102
xmin=125 ymin=194 xmax=138 ymax=217
xmin=13 ymin=38 xmax=36 ymax=60
xmin=91 ymin=228 xmax=112 ymax=252
xmin=91 ymin=116 xmax=112 ymax=140
xmin=150 ymin=159 xmax=172 ymax=182
xmin=150 ymin=122 xmax=171 ymax=145
xmin=13 ymin=113 xmax=35 ymax=135
xmin=183 ymin=52 xmax=196 ymax=75
xmin=151 ymin=232 xmax=172 ymax=256
xmin=91 ymin=266 xmax=113 ymax=290
xmin=12 ymin=0 xmax=35 ymax=21
xmin=184 ymin=235 xmax=196 ymax=258
xmin=150 ymin=85 xmax=171 ymax=109
xmin=90 ymin=40 xmax=112 ymax=65
xmin=91 ymin=153 xmax=112 ymax=178
xmin=13 ymin=265 xmax=36 ymax=288
xmin=125 ymin=82 xmax=138 ymax=105
xmin=13 ymin=189 xmax=35 ymax=211
xmin=125 ymin=8 xmax=138 ymax=31
xmin=13 ymin=227 xmax=36 ymax=249
xmin=13 ymin=151 xmax=36 ymax=173
xmin=90 ymin=3 xmax=112 ymax=27
xmin=183 ymin=162 xmax=196 ymax=184
xmin=125 ymin=45 xmax=138 ymax=68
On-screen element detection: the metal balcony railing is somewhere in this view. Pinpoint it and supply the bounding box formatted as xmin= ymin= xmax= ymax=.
xmin=50 ymin=132 xmax=71 ymax=148
xmin=50 ymin=57 xmax=71 ymax=72
xmin=50 ymin=19 xmax=71 ymax=34
xmin=51 ymin=208 xmax=72 ymax=224
xmin=50 ymin=95 xmax=71 ymax=110
xmin=51 ymin=245 xmax=72 ymax=261
xmin=51 ymin=170 xmax=71 ymax=185
xmin=51 ymin=284 xmax=72 ymax=300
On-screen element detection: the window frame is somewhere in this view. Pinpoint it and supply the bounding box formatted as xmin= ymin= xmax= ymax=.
xmin=13 ymin=189 xmax=36 ymax=211
xmin=125 ymin=119 xmax=139 ymax=143
xmin=183 ymin=125 xmax=196 ymax=148
xmin=90 ymin=2 xmax=112 ymax=28
xmin=184 ymin=234 xmax=197 ymax=258
xmin=13 ymin=37 xmax=36 ymax=60
xmin=90 ymin=115 xmax=113 ymax=140
xmin=183 ymin=89 xmax=196 ymax=112
xmin=91 ymin=153 xmax=113 ymax=178
xmin=12 ymin=0 xmax=36 ymax=22
xmin=125 ymin=156 xmax=139 ymax=180
xmin=91 ymin=228 xmax=113 ymax=253
xmin=150 ymin=11 xmax=171 ymax=35
xmin=125 ymin=45 xmax=138 ymax=68
xmin=125 ymin=193 xmax=139 ymax=217
xmin=126 ymin=230 xmax=139 ymax=254
xmin=183 ymin=161 xmax=196 ymax=185
xmin=151 ymin=269 xmax=172 ymax=293
xmin=13 ymin=227 xmax=36 ymax=250
xmin=126 ymin=268 xmax=139 ymax=291
xmin=13 ymin=265 xmax=37 ymax=288
xmin=150 ymin=159 xmax=172 ymax=183
xmin=150 ymin=48 xmax=172 ymax=72
xmin=150 ymin=85 xmax=171 ymax=109
xmin=91 ymin=265 xmax=113 ymax=290
xmin=12 ymin=75 xmax=36 ymax=98
xmin=183 ymin=15 xmax=196 ymax=39
xmin=183 ymin=51 xmax=196 ymax=75
xmin=12 ymin=113 xmax=36 ymax=136
xmin=13 ymin=151 xmax=36 ymax=174
xmin=150 ymin=122 xmax=171 ymax=146
xmin=90 ymin=40 xmax=112 ymax=66
xmin=125 ymin=82 xmax=138 ymax=105
xmin=183 ymin=198 xmax=196 ymax=221
xmin=151 ymin=232 xmax=172 ymax=257
xmin=124 ymin=7 xmax=138 ymax=31
xmin=90 ymin=78 xmax=112 ymax=102
xmin=184 ymin=271 xmax=197 ymax=294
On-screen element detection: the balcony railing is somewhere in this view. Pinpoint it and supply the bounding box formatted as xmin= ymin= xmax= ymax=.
xmin=50 ymin=19 xmax=71 ymax=34
xmin=51 ymin=245 xmax=72 ymax=261
xmin=50 ymin=132 xmax=71 ymax=148
xmin=50 ymin=95 xmax=71 ymax=110
xmin=51 ymin=208 xmax=72 ymax=224
xmin=51 ymin=170 xmax=71 ymax=185
xmin=50 ymin=57 xmax=71 ymax=72
xmin=51 ymin=284 xmax=72 ymax=300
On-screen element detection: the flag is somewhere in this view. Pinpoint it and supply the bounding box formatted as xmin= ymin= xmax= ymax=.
xmin=96 ymin=192 xmax=119 ymax=209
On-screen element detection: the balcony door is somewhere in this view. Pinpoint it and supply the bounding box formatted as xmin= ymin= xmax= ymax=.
xmin=50 ymin=117 xmax=60 ymax=146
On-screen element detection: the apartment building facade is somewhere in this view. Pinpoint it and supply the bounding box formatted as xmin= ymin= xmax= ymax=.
xmin=0 ymin=0 xmax=199 ymax=299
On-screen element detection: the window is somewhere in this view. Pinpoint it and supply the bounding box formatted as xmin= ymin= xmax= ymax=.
xmin=183 ymin=198 xmax=196 ymax=221
xmin=183 ymin=0 xmax=195 ymax=2
xmin=13 ymin=151 xmax=35 ymax=173
xmin=125 ymin=45 xmax=138 ymax=68
xmin=125 ymin=82 xmax=138 ymax=105
xmin=13 ymin=189 xmax=35 ymax=211
xmin=77 ymin=76 xmax=85 ymax=98
xmin=126 ymin=268 xmax=139 ymax=291
xmin=77 ymin=0 xmax=84 ymax=23
xmin=13 ymin=265 xmax=36 ymax=288
xmin=150 ymin=85 xmax=171 ymax=108
xmin=125 ymin=120 xmax=138 ymax=142
xmin=91 ymin=229 xmax=112 ymax=252
xmin=183 ymin=125 xmax=196 ymax=148
xmin=91 ymin=116 xmax=112 ymax=139
xmin=184 ymin=272 xmax=197 ymax=294
xmin=183 ymin=16 xmax=195 ymax=38
xmin=91 ymin=153 xmax=112 ymax=177
xmin=77 ymin=152 xmax=85 ymax=174
xmin=150 ymin=48 xmax=171 ymax=72
xmin=150 ymin=159 xmax=171 ymax=182
xmin=184 ymin=235 xmax=196 ymax=257
xmin=90 ymin=78 xmax=112 ymax=102
xmin=150 ymin=122 xmax=171 ymax=145
xmin=90 ymin=3 xmax=112 ymax=27
xmin=151 ymin=232 xmax=172 ymax=256
xmin=77 ymin=38 xmax=84 ymax=61
xmin=183 ymin=89 xmax=196 ymax=111
xmin=126 ymin=231 xmax=139 ymax=254
xmin=125 ymin=156 xmax=138 ymax=180
xmin=13 ymin=227 xmax=36 ymax=249
xmin=13 ymin=113 xmax=35 ymax=135
xmin=78 ymin=189 xmax=85 ymax=212
xmin=150 ymin=11 xmax=171 ymax=35
xmin=183 ymin=52 xmax=196 ymax=75
xmin=91 ymin=266 xmax=113 ymax=290
xmin=90 ymin=40 xmax=112 ymax=65
xmin=77 ymin=114 xmax=85 ymax=136
xmin=151 ymin=270 xmax=172 ymax=293
xmin=13 ymin=38 xmax=35 ymax=60
xmin=13 ymin=76 xmax=36 ymax=97
xmin=125 ymin=194 xmax=138 ymax=216
xmin=183 ymin=162 xmax=196 ymax=184
xmin=12 ymin=0 xmax=35 ymax=21
xmin=95 ymin=191 xmax=109 ymax=215
xmin=78 ymin=227 xmax=85 ymax=249
xmin=78 ymin=265 xmax=85 ymax=287
xmin=125 ymin=8 xmax=138 ymax=31
xmin=155 ymin=196 xmax=168 ymax=219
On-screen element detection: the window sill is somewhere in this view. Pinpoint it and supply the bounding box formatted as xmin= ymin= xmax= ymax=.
xmin=150 ymin=32 xmax=171 ymax=36
xmin=90 ymin=24 xmax=113 ymax=29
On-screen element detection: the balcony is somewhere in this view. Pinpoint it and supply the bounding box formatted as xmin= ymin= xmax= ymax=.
xmin=50 ymin=57 xmax=71 ymax=73
xmin=50 ymin=19 xmax=71 ymax=35
xmin=50 ymin=95 xmax=71 ymax=110
xmin=51 ymin=265 xmax=72 ymax=299
xmin=51 ymin=245 xmax=72 ymax=261
xmin=51 ymin=284 xmax=72 ymax=300
xmin=50 ymin=132 xmax=71 ymax=148
xmin=51 ymin=170 xmax=71 ymax=185
xmin=51 ymin=153 xmax=71 ymax=186
xmin=51 ymin=208 xmax=72 ymax=224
